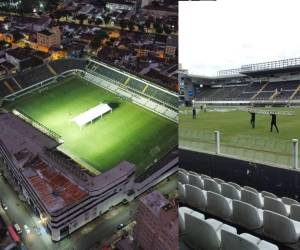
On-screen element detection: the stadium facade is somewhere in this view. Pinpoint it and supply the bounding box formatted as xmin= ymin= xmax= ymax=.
xmin=182 ymin=57 xmax=300 ymax=106
xmin=0 ymin=58 xmax=178 ymax=241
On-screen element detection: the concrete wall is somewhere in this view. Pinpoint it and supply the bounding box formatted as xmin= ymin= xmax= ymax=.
xmin=180 ymin=149 xmax=300 ymax=201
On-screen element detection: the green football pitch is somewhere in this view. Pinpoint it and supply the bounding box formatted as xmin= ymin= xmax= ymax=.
xmin=7 ymin=76 xmax=177 ymax=176
xmin=179 ymin=106 xmax=300 ymax=168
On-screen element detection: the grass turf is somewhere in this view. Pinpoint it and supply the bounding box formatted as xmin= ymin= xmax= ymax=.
xmin=7 ymin=76 xmax=177 ymax=176
xmin=179 ymin=106 xmax=300 ymax=168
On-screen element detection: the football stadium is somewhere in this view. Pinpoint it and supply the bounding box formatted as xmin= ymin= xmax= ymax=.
xmin=179 ymin=58 xmax=300 ymax=250
xmin=0 ymin=58 xmax=178 ymax=241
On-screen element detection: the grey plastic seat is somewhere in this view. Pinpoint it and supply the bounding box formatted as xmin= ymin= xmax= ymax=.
xmin=185 ymin=184 xmax=207 ymax=210
xmin=184 ymin=213 xmax=236 ymax=250
xmin=264 ymin=196 xmax=290 ymax=216
xmin=221 ymin=230 xmax=279 ymax=250
xmin=228 ymin=181 xmax=242 ymax=190
xmin=179 ymin=206 xmax=202 ymax=233
xmin=206 ymin=191 xmax=233 ymax=219
xmin=178 ymin=182 xmax=186 ymax=203
xmin=213 ymin=177 xmax=225 ymax=184
xmin=221 ymin=182 xmax=241 ymax=200
xmin=290 ymin=204 xmax=300 ymax=222
xmin=201 ymin=174 xmax=211 ymax=179
xmin=178 ymin=168 xmax=188 ymax=174
xmin=178 ymin=171 xmax=189 ymax=184
xmin=261 ymin=191 xmax=277 ymax=199
xmin=232 ymin=200 xmax=263 ymax=230
xmin=241 ymin=189 xmax=264 ymax=209
xmin=188 ymin=173 xmax=203 ymax=189
xmin=244 ymin=186 xmax=259 ymax=194
xmin=282 ymin=197 xmax=299 ymax=206
xmin=203 ymin=178 xmax=221 ymax=194
xmin=263 ymin=210 xmax=300 ymax=243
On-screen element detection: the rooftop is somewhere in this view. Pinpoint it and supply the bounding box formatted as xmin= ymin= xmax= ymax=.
xmin=38 ymin=29 xmax=53 ymax=36
xmin=24 ymin=156 xmax=88 ymax=212
xmin=140 ymin=191 xmax=169 ymax=217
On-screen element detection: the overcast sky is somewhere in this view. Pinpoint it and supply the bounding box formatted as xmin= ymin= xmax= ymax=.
xmin=179 ymin=0 xmax=300 ymax=76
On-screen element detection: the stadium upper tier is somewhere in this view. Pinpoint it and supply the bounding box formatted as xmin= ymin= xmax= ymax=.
xmin=0 ymin=59 xmax=86 ymax=99
xmin=85 ymin=60 xmax=178 ymax=109
xmin=193 ymin=80 xmax=300 ymax=102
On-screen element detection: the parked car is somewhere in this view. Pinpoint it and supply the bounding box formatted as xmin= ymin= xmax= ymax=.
xmin=117 ymin=223 xmax=125 ymax=230
xmin=13 ymin=223 xmax=22 ymax=235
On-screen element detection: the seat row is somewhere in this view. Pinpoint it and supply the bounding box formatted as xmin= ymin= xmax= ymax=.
xmin=179 ymin=206 xmax=278 ymax=250
xmin=178 ymin=169 xmax=300 ymax=219
xmin=178 ymin=170 xmax=300 ymax=244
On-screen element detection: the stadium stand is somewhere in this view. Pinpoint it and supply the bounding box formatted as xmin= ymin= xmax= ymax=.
xmin=178 ymin=168 xmax=300 ymax=249
xmin=91 ymin=63 xmax=128 ymax=84
xmin=191 ymin=80 xmax=300 ymax=102
xmin=85 ymin=60 xmax=178 ymax=109
xmin=127 ymin=78 xmax=146 ymax=92
xmin=14 ymin=64 xmax=54 ymax=88
xmin=0 ymin=77 xmax=22 ymax=97
xmin=49 ymin=59 xmax=86 ymax=75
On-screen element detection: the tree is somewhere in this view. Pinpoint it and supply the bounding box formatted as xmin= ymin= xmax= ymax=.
xmin=20 ymin=0 xmax=38 ymax=14
xmin=12 ymin=31 xmax=24 ymax=42
xmin=91 ymin=30 xmax=108 ymax=48
xmin=104 ymin=16 xmax=110 ymax=25
xmin=45 ymin=0 xmax=60 ymax=12
xmin=145 ymin=19 xmax=151 ymax=29
xmin=128 ymin=21 xmax=135 ymax=31
xmin=138 ymin=24 xmax=145 ymax=33
xmin=163 ymin=25 xmax=172 ymax=34
xmin=154 ymin=23 xmax=163 ymax=34
xmin=77 ymin=14 xmax=87 ymax=25
xmin=95 ymin=18 xmax=103 ymax=26
xmin=119 ymin=19 xmax=128 ymax=30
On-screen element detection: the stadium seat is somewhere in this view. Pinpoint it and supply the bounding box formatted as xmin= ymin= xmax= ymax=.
xmin=178 ymin=171 xmax=189 ymax=184
xmin=232 ymin=200 xmax=263 ymax=230
xmin=244 ymin=186 xmax=259 ymax=194
xmin=201 ymin=174 xmax=211 ymax=179
xmin=203 ymin=178 xmax=221 ymax=194
xmin=213 ymin=177 xmax=225 ymax=184
xmin=188 ymin=170 xmax=198 ymax=175
xmin=263 ymin=210 xmax=300 ymax=243
xmin=185 ymin=184 xmax=207 ymax=210
xmin=282 ymin=197 xmax=300 ymax=206
xmin=179 ymin=207 xmax=201 ymax=233
xmin=221 ymin=182 xmax=241 ymax=200
xmin=179 ymin=168 xmax=188 ymax=174
xmin=184 ymin=213 xmax=236 ymax=250
xmin=241 ymin=189 xmax=264 ymax=209
xmin=206 ymin=191 xmax=233 ymax=219
xmin=188 ymin=173 xmax=203 ymax=189
xmin=261 ymin=191 xmax=277 ymax=199
xmin=290 ymin=204 xmax=300 ymax=222
xmin=228 ymin=181 xmax=242 ymax=190
xmin=264 ymin=196 xmax=290 ymax=217
xmin=221 ymin=230 xmax=279 ymax=250
xmin=178 ymin=182 xmax=186 ymax=203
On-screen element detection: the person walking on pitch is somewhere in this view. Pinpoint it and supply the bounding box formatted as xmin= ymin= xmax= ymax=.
xmin=270 ymin=113 xmax=279 ymax=133
xmin=192 ymin=107 xmax=196 ymax=119
xmin=249 ymin=112 xmax=256 ymax=128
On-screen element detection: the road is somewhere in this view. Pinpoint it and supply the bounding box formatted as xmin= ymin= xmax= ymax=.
xmin=0 ymin=173 xmax=177 ymax=250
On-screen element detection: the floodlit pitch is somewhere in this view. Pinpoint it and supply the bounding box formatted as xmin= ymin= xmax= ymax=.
xmin=179 ymin=106 xmax=300 ymax=168
xmin=7 ymin=76 xmax=177 ymax=176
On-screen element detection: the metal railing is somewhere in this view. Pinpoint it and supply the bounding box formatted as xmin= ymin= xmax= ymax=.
xmin=179 ymin=128 xmax=299 ymax=169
